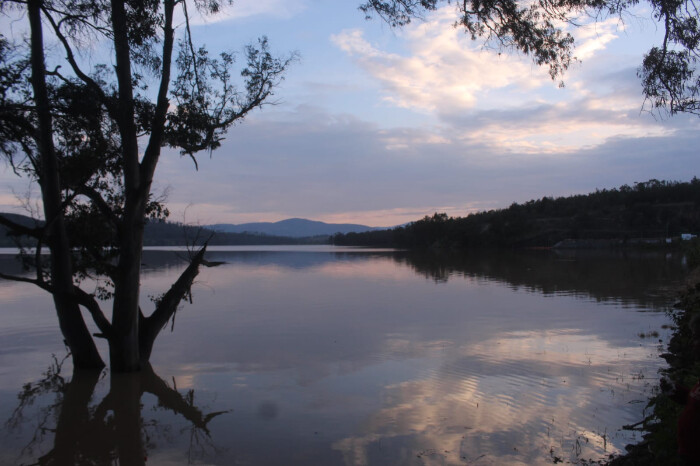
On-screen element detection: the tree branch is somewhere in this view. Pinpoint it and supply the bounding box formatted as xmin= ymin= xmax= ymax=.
xmin=110 ymin=0 xmax=141 ymax=199
xmin=139 ymin=243 xmax=211 ymax=361
xmin=0 ymin=270 xmax=51 ymax=291
xmin=40 ymin=7 xmax=112 ymax=112
xmin=0 ymin=269 xmax=112 ymax=340
xmin=73 ymin=287 xmax=113 ymax=339
xmin=141 ymin=362 xmax=228 ymax=434
xmin=139 ymin=0 xmax=176 ymax=188
xmin=72 ymin=185 xmax=120 ymax=227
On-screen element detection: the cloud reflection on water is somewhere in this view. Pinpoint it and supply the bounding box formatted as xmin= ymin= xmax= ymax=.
xmin=0 ymin=247 xmax=683 ymax=464
xmin=334 ymin=328 xmax=656 ymax=465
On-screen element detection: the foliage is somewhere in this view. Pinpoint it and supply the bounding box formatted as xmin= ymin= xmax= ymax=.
xmin=683 ymin=237 xmax=700 ymax=268
xmin=333 ymin=179 xmax=700 ymax=249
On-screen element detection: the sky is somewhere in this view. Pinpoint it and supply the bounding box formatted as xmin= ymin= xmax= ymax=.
xmin=1 ymin=0 xmax=699 ymax=227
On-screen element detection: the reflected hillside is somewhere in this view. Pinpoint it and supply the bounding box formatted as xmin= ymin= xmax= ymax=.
xmin=1 ymin=247 xmax=686 ymax=310
xmin=398 ymin=249 xmax=686 ymax=307
xmin=139 ymin=248 xmax=397 ymax=272
xmin=137 ymin=247 xmax=686 ymax=308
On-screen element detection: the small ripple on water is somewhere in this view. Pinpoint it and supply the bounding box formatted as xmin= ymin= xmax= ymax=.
xmin=399 ymin=341 xmax=656 ymax=462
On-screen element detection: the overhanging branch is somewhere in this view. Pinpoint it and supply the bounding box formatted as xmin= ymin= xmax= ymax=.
xmin=144 ymin=244 xmax=208 ymax=332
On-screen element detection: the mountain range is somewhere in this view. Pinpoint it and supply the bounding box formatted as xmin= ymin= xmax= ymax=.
xmin=207 ymin=218 xmax=380 ymax=238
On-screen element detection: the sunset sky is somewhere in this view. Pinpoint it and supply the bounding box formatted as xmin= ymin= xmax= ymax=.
xmin=2 ymin=0 xmax=699 ymax=227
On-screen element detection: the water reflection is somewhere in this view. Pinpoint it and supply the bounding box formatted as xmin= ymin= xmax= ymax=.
xmin=0 ymin=247 xmax=686 ymax=465
xmin=5 ymin=356 xmax=227 ymax=466
xmin=397 ymin=249 xmax=684 ymax=306
xmin=332 ymin=328 xmax=656 ymax=465
xmin=135 ymin=247 xmax=685 ymax=307
xmin=0 ymin=247 xmax=685 ymax=308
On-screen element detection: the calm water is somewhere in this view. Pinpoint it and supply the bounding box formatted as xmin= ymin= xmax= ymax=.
xmin=0 ymin=246 xmax=687 ymax=465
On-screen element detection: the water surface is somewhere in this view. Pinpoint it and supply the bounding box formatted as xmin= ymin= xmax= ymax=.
xmin=0 ymin=247 xmax=686 ymax=465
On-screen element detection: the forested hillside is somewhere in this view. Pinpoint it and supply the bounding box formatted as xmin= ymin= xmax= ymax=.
xmin=333 ymin=179 xmax=700 ymax=249
xmin=0 ymin=216 xmax=310 ymax=247
xmin=142 ymin=221 xmax=313 ymax=246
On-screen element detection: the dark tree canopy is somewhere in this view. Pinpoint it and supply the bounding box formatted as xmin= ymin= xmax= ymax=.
xmin=362 ymin=0 xmax=700 ymax=115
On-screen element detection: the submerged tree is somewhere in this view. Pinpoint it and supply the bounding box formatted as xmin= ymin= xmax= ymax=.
xmin=361 ymin=0 xmax=700 ymax=116
xmin=0 ymin=0 xmax=293 ymax=372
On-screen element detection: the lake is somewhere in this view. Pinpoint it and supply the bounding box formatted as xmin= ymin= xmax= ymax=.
xmin=0 ymin=246 xmax=688 ymax=465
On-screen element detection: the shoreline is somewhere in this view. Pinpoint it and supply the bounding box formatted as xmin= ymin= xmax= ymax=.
xmin=607 ymin=269 xmax=700 ymax=465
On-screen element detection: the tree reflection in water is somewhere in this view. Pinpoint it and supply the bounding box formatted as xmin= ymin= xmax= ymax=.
xmin=6 ymin=355 xmax=228 ymax=465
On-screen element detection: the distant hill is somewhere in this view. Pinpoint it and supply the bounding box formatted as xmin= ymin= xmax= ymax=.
xmin=142 ymin=221 xmax=315 ymax=246
xmin=0 ymin=213 xmax=321 ymax=247
xmin=207 ymin=218 xmax=380 ymax=238
xmin=0 ymin=213 xmax=43 ymax=247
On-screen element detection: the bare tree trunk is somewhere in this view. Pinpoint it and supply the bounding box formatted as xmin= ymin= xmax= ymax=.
xmin=28 ymin=0 xmax=104 ymax=370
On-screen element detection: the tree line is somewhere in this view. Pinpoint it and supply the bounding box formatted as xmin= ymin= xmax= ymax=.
xmin=333 ymin=179 xmax=700 ymax=249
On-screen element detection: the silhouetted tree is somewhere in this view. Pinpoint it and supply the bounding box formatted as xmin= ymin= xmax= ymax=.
xmin=0 ymin=0 xmax=293 ymax=372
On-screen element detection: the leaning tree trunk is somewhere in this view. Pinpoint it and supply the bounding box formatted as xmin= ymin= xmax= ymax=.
xmin=139 ymin=246 xmax=210 ymax=362
xmin=28 ymin=0 xmax=104 ymax=370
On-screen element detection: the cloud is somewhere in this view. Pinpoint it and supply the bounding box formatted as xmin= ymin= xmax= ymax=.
xmin=177 ymin=0 xmax=308 ymax=25
xmin=330 ymin=10 xmax=625 ymax=118
xmin=331 ymin=11 xmax=547 ymax=114
xmin=150 ymin=105 xmax=700 ymax=226
xmin=329 ymin=6 xmax=659 ymax=154
xmin=332 ymin=328 xmax=651 ymax=465
xmin=571 ymin=17 xmax=623 ymax=60
xmin=447 ymin=94 xmax=678 ymax=154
